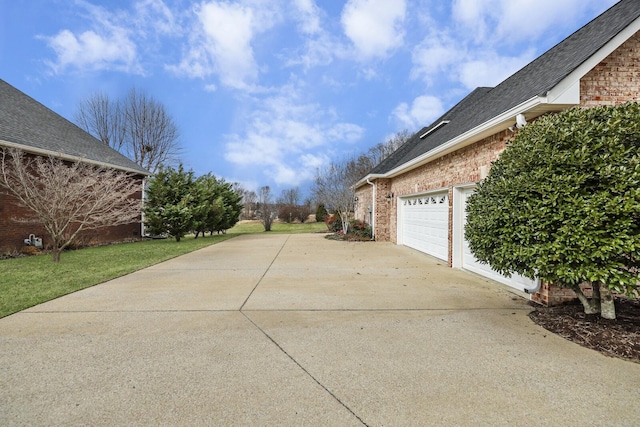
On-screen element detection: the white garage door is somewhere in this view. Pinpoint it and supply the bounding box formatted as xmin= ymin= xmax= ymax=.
xmin=400 ymin=192 xmax=449 ymax=261
xmin=459 ymin=187 xmax=538 ymax=292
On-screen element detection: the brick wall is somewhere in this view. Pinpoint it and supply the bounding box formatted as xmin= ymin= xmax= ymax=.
xmin=580 ymin=32 xmax=640 ymax=106
xmin=376 ymin=130 xmax=510 ymax=249
xmin=0 ymin=172 xmax=144 ymax=256
xmin=354 ymin=185 xmax=373 ymax=226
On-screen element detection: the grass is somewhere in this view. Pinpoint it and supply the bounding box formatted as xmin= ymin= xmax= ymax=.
xmin=0 ymin=222 xmax=328 ymax=318
xmin=229 ymin=220 xmax=328 ymax=234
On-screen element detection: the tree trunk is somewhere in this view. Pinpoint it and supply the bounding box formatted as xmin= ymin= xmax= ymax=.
xmin=598 ymin=282 xmax=616 ymax=320
xmin=52 ymin=249 xmax=61 ymax=263
xmin=572 ymin=284 xmax=600 ymax=314
xmin=175 ymin=236 xmax=181 ymax=242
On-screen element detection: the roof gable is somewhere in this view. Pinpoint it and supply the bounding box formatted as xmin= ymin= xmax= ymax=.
xmin=368 ymin=0 xmax=640 ymax=179
xmin=0 ymin=79 xmax=149 ymax=175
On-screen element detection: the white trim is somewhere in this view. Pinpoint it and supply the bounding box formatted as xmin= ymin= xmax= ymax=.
xmin=419 ymin=121 xmax=450 ymax=139
xmin=547 ymin=17 xmax=640 ymax=104
xmin=452 ymin=183 xmax=476 ymax=268
xmin=381 ymin=96 xmax=546 ymax=179
xmin=0 ymin=139 xmax=149 ymax=176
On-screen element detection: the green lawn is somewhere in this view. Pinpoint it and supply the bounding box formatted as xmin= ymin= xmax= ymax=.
xmin=0 ymin=221 xmax=328 ymax=318
xmin=229 ymin=221 xmax=328 ymax=234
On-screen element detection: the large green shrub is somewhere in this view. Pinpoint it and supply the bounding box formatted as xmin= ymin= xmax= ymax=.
xmin=465 ymin=103 xmax=640 ymax=319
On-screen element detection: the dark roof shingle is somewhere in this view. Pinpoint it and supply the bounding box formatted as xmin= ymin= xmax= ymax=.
xmin=372 ymin=0 xmax=640 ymax=175
xmin=0 ymin=79 xmax=149 ymax=175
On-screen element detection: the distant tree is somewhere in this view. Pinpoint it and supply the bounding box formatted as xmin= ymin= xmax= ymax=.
xmin=144 ymin=164 xmax=195 ymax=242
xmin=0 ymin=148 xmax=141 ymax=262
xmin=240 ymin=189 xmax=258 ymax=220
xmin=465 ymin=104 xmax=640 ymax=320
xmin=280 ymin=187 xmax=300 ymax=206
xmin=76 ymin=88 xmax=181 ymax=173
xmin=365 ymin=129 xmax=411 ymax=166
xmin=313 ymin=156 xmax=363 ymax=234
xmin=315 ymin=203 xmax=328 ymax=222
xmin=257 ymin=185 xmax=276 ymax=231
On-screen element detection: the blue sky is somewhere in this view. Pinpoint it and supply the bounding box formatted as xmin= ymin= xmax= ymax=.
xmin=1 ymin=0 xmax=618 ymax=198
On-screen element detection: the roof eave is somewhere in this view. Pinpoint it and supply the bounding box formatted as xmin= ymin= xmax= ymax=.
xmin=380 ymin=96 xmax=554 ymax=179
xmin=0 ymin=139 xmax=150 ymax=176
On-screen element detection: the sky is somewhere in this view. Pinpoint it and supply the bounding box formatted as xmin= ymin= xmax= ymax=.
xmin=0 ymin=0 xmax=619 ymax=198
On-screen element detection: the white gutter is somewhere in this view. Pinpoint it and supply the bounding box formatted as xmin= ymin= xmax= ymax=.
xmin=382 ymin=95 xmax=548 ymax=179
xmin=366 ymin=178 xmax=376 ymax=239
xmin=0 ymin=139 xmax=149 ymax=176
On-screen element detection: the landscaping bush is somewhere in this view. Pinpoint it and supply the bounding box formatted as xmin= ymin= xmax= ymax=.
xmin=315 ymin=204 xmax=328 ymax=222
xmin=349 ymin=219 xmax=372 ymax=239
xmin=325 ymin=214 xmax=342 ymax=232
xmin=278 ymin=205 xmax=311 ymax=223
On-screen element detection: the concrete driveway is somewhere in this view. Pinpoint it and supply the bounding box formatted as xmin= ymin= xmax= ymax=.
xmin=1 ymin=233 xmax=639 ymax=426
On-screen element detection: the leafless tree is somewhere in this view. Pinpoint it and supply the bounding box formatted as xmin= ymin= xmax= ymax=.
xmin=280 ymin=187 xmax=300 ymax=206
xmin=312 ymin=156 xmax=363 ymax=234
xmin=74 ymin=92 xmax=126 ymax=151
xmin=76 ymin=88 xmax=181 ymax=173
xmin=123 ymin=88 xmax=180 ymax=173
xmin=0 ymin=148 xmax=142 ymax=262
xmin=241 ymin=188 xmax=258 ymax=220
xmin=258 ymin=185 xmax=276 ymax=231
xmin=365 ymin=129 xmax=411 ymax=166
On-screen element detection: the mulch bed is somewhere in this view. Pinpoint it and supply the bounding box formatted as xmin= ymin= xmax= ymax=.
xmin=529 ymin=297 xmax=640 ymax=363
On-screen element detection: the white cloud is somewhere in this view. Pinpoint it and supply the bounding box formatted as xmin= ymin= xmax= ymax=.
xmin=392 ymin=95 xmax=444 ymax=129
xmin=43 ymin=28 xmax=139 ymax=74
xmin=292 ymin=0 xmax=322 ymax=35
xmin=452 ymin=0 xmax=618 ymax=45
xmin=170 ymin=1 xmax=283 ymax=89
xmin=341 ymin=0 xmax=406 ymax=60
xmin=456 ymin=49 xmax=536 ymax=89
xmin=410 ymin=31 xmax=461 ymax=84
xmin=133 ymin=0 xmax=179 ymax=36
xmin=224 ymin=87 xmax=364 ymax=186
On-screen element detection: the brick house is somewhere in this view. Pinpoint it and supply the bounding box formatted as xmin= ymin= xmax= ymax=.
xmin=0 ymin=79 xmax=150 ymax=255
xmin=355 ymin=0 xmax=640 ymax=305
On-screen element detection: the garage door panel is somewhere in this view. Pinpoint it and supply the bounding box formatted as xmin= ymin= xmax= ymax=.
xmin=400 ymin=193 xmax=449 ymax=261
xmin=459 ymin=187 xmax=537 ymax=291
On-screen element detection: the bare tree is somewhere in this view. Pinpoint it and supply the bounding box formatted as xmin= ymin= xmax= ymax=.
xmin=280 ymin=187 xmax=300 ymax=206
xmin=123 ymin=88 xmax=180 ymax=173
xmin=74 ymin=92 xmax=126 ymax=151
xmin=241 ymin=188 xmax=258 ymax=220
xmin=366 ymin=129 xmax=411 ymax=166
xmin=312 ymin=156 xmax=363 ymax=234
xmin=76 ymin=88 xmax=181 ymax=173
xmin=0 ymin=148 xmax=142 ymax=262
xmin=258 ymin=185 xmax=275 ymax=231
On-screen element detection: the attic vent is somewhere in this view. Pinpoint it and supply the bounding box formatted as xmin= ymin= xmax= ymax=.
xmin=419 ymin=120 xmax=450 ymax=139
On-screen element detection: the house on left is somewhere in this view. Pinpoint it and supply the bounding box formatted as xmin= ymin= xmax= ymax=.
xmin=0 ymin=79 xmax=150 ymax=255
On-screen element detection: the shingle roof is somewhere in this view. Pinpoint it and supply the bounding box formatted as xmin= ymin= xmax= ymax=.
xmin=0 ymin=79 xmax=149 ymax=175
xmin=371 ymin=0 xmax=640 ymax=176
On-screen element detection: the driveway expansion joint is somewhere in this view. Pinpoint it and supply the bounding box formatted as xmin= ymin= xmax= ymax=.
xmin=241 ymin=311 xmax=370 ymax=427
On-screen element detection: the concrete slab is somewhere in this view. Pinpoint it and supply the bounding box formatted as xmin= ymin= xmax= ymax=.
xmin=1 ymin=233 xmax=639 ymax=426
xmin=0 ymin=311 xmax=361 ymax=426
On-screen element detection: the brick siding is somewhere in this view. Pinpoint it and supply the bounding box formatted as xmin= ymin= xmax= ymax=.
xmin=581 ymin=32 xmax=640 ymax=106
xmin=0 ymin=164 xmax=144 ymax=255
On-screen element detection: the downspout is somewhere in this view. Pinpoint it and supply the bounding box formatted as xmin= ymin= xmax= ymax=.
xmin=366 ymin=178 xmax=375 ymax=239
xmin=140 ymin=177 xmax=147 ymax=238
xmin=523 ymin=279 xmax=541 ymax=294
